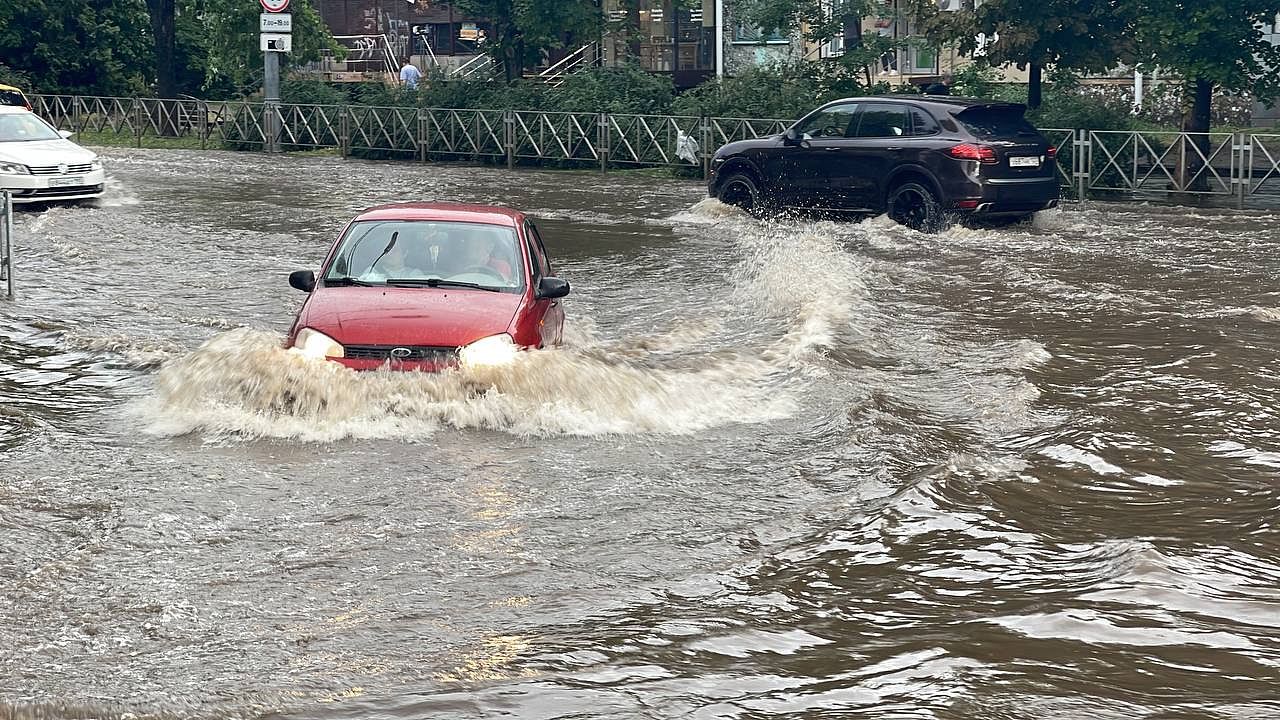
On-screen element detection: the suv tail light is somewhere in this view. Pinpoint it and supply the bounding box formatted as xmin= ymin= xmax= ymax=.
xmin=1046 ymin=145 xmax=1058 ymax=159
xmin=947 ymin=144 xmax=997 ymax=164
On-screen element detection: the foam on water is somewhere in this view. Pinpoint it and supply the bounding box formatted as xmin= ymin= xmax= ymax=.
xmin=93 ymin=176 xmax=141 ymax=207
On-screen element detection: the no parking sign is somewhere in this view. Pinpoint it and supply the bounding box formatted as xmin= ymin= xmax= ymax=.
xmin=261 ymin=0 xmax=289 ymax=12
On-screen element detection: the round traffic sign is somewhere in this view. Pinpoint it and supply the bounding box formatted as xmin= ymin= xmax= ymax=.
xmin=261 ymin=0 xmax=289 ymax=12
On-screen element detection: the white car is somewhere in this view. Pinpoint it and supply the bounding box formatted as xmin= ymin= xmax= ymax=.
xmin=0 ymin=105 xmax=105 ymax=204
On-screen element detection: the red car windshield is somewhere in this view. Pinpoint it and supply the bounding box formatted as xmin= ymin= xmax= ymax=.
xmin=324 ymin=219 xmax=524 ymax=292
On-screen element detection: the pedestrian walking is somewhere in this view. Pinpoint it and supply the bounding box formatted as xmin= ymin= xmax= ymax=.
xmin=399 ymin=59 xmax=422 ymax=90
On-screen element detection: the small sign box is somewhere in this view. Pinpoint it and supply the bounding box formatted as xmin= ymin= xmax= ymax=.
xmin=261 ymin=33 xmax=292 ymax=52
xmin=260 ymin=13 xmax=292 ymax=32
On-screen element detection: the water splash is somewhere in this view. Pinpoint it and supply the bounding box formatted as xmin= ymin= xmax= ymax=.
xmin=134 ymin=328 xmax=797 ymax=441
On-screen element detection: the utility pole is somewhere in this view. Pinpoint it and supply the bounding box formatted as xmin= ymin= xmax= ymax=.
xmin=715 ymin=0 xmax=724 ymax=77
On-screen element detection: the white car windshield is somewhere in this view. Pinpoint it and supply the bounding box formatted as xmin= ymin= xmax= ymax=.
xmin=325 ymin=219 xmax=524 ymax=292
xmin=0 ymin=113 xmax=61 ymax=142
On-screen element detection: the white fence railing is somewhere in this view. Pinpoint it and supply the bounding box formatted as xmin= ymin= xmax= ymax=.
xmin=28 ymin=95 xmax=1280 ymax=207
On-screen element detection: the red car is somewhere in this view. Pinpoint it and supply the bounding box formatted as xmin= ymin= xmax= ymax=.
xmin=285 ymin=202 xmax=569 ymax=372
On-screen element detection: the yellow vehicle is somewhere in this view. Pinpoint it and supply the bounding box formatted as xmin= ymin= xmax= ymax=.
xmin=0 ymin=84 xmax=32 ymax=110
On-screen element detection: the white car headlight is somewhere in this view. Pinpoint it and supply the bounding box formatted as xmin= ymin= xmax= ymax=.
xmin=90 ymin=158 xmax=103 ymax=171
xmin=290 ymin=328 xmax=344 ymax=360
xmin=460 ymin=333 xmax=517 ymax=369
xmin=0 ymin=161 xmax=29 ymax=175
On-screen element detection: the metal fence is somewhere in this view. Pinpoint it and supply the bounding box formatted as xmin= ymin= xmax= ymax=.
xmin=29 ymin=95 xmax=1280 ymax=208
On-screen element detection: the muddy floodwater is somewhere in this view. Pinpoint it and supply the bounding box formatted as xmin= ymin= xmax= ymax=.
xmin=2 ymin=148 xmax=1279 ymax=719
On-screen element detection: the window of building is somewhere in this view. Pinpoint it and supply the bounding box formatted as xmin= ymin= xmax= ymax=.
xmin=732 ymin=22 xmax=789 ymax=43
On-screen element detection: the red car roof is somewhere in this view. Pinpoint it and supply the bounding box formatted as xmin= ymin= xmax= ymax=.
xmin=354 ymin=202 xmax=525 ymax=226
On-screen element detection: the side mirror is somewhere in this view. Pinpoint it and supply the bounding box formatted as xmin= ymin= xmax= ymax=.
xmin=536 ymin=277 xmax=570 ymax=300
xmin=58 ymin=129 xmax=75 ymax=139
xmin=289 ymin=270 xmax=316 ymax=292
xmin=782 ymin=127 xmax=802 ymax=145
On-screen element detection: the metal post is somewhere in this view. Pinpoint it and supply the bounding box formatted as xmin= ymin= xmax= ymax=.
xmin=1236 ymin=132 xmax=1249 ymax=210
xmin=504 ymin=110 xmax=514 ymax=169
xmin=1076 ymin=129 xmax=1088 ymax=202
xmin=418 ymin=109 xmax=427 ymax=163
xmin=340 ymin=106 xmax=350 ymax=158
xmin=599 ymin=113 xmax=608 ymax=173
xmin=134 ymin=100 xmax=143 ymax=148
xmin=199 ymin=100 xmax=208 ymax=151
xmin=1 ymin=190 xmax=13 ymax=300
xmin=1177 ymin=131 xmax=1187 ymax=193
xmin=701 ymin=117 xmax=711 ymax=180
xmin=264 ymin=50 xmax=281 ymax=153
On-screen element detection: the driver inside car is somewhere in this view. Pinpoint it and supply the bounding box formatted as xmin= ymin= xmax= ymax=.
xmin=437 ymin=229 xmax=514 ymax=283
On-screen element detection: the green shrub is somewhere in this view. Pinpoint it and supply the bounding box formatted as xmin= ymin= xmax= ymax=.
xmin=0 ymin=62 xmax=35 ymax=92
xmin=950 ymin=63 xmax=1000 ymax=98
xmin=554 ymin=65 xmax=674 ymax=115
xmin=1029 ymin=86 xmax=1138 ymax=131
xmin=280 ymin=78 xmax=348 ymax=106
xmin=670 ymin=63 xmax=832 ymax=119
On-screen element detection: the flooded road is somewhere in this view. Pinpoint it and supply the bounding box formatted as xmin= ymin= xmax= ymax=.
xmin=2 ymin=148 xmax=1279 ymax=719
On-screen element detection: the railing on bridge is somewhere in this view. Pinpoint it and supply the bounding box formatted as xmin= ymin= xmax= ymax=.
xmin=27 ymin=94 xmax=1280 ymax=208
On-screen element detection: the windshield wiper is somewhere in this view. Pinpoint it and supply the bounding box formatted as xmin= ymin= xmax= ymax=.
xmin=385 ymin=278 xmax=502 ymax=292
xmin=325 ymin=276 xmax=373 ymax=287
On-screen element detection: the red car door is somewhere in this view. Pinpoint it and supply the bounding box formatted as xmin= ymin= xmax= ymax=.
xmin=525 ymin=221 xmax=565 ymax=346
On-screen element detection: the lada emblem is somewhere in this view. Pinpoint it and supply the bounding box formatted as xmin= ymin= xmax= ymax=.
xmin=389 ymin=347 xmax=412 ymax=359
xmin=57 ymin=163 xmax=68 ymax=175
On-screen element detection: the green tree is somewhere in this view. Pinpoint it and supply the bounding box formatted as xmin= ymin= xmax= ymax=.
xmin=0 ymin=0 xmax=152 ymax=95
xmin=450 ymin=0 xmax=604 ymax=82
xmin=1131 ymin=0 xmax=1280 ymax=134
xmin=910 ymin=0 xmax=1131 ymax=109
xmin=184 ymin=0 xmax=336 ymax=96
xmin=1130 ymin=0 xmax=1280 ymax=190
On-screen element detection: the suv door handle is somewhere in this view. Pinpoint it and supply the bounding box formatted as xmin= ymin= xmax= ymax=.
xmin=885 ymin=146 xmax=903 ymax=151
xmin=823 ymin=146 xmax=839 ymax=151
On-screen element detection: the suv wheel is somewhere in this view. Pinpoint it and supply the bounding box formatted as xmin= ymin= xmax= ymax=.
xmin=717 ymin=172 xmax=770 ymax=218
xmin=886 ymin=182 xmax=945 ymax=232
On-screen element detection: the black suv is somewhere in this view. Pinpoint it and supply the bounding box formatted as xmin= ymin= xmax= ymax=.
xmin=707 ymin=96 xmax=1059 ymax=230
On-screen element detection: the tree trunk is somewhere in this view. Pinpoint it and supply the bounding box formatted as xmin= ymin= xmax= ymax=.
xmin=1178 ymin=77 xmax=1213 ymax=193
xmin=1027 ymin=62 xmax=1042 ymax=109
xmin=146 ymin=0 xmax=178 ymax=136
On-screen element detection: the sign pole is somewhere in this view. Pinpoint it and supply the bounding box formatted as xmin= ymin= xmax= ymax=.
xmin=264 ymin=50 xmax=281 ymax=153
xmin=260 ymin=0 xmax=291 ymax=153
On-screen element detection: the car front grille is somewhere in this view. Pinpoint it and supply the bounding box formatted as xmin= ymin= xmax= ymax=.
xmin=344 ymin=344 xmax=459 ymax=362
xmin=15 ymin=184 xmax=104 ymax=198
xmin=29 ymin=163 xmax=95 ymax=176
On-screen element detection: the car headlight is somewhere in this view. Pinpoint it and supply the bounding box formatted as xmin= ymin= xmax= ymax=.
xmin=90 ymin=158 xmax=103 ymax=171
xmin=0 ymin=161 xmax=30 ymax=175
xmin=459 ymin=333 xmax=517 ymax=369
xmin=290 ymin=328 xmax=344 ymax=359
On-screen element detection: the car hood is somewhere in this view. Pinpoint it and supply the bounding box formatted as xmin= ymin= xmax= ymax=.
xmin=299 ymin=286 xmax=523 ymax=347
xmin=0 ymin=139 xmax=96 ymax=166
xmin=715 ymin=136 xmax=783 ymax=158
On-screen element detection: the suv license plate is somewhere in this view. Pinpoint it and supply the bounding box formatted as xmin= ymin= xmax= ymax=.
xmin=1009 ymin=156 xmax=1040 ymax=168
xmin=48 ymin=176 xmax=84 ymax=187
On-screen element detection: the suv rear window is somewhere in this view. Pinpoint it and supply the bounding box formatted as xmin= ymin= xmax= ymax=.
xmin=956 ymin=107 xmax=1039 ymax=139
xmin=0 ymin=89 xmax=29 ymax=108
